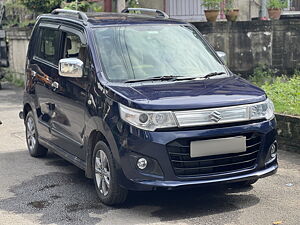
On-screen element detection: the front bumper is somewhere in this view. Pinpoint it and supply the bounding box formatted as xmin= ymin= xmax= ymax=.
xmin=135 ymin=163 xmax=277 ymax=189
xmin=111 ymin=118 xmax=277 ymax=191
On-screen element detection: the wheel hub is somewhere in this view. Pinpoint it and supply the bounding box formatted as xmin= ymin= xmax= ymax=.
xmin=95 ymin=150 xmax=111 ymax=196
xmin=26 ymin=117 xmax=36 ymax=151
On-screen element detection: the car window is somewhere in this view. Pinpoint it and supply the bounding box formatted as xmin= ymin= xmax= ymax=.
xmin=62 ymin=32 xmax=87 ymax=63
xmin=61 ymin=32 xmax=90 ymax=80
xmin=93 ymin=25 xmax=228 ymax=82
xmin=36 ymin=28 xmax=59 ymax=65
xmin=64 ymin=33 xmax=80 ymax=58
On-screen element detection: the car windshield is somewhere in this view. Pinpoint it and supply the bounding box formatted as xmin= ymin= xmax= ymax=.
xmin=93 ymin=25 xmax=228 ymax=82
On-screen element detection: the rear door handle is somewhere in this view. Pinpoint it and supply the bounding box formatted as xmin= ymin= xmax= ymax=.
xmin=51 ymin=81 xmax=59 ymax=90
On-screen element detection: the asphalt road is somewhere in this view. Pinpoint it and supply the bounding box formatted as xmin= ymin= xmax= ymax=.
xmin=0 ymin=82 xmax=299 ymax=225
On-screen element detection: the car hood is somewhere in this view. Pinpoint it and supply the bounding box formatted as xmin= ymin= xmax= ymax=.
xmin=106 ymin=76 xmax=266 ymax=111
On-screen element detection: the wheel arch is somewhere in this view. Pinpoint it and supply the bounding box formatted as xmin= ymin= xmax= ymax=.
xmin=85 ymin=119 xmax=120 ymax=178
xmin=23 ymin=103 xmax=33 ymax=119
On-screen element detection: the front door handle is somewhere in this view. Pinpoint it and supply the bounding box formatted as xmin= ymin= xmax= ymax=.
xmin=51 ymin=81 xmax=59 ymax=90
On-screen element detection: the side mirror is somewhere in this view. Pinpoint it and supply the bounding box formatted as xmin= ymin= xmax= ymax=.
xmin=59 ymin=58 xmax=83 ymax=78
xmin=216 ymin=51 xmax=227 ymax=65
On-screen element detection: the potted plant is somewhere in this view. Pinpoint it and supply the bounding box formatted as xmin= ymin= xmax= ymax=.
xmin=202 ymin=0 xmax=222 ymax=22
xmin=267 ymin=0 xmax=288 ymax=20
xmin=225 ymin=0 xmax=239 ymax=22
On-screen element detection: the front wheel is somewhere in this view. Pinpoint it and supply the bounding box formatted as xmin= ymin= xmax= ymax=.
xmin=93 ymin=141 xmax=128 ymax=206
xmin=25 ymin=111 xmax=48 ymax=157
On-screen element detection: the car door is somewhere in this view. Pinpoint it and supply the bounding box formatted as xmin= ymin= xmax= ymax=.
xmin=49 ymin=26 xmax=89 ymax=160
xmin=29 ymin=23 xmax=60 ymax=140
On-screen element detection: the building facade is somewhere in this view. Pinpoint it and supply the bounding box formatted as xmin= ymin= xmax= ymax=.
xmin=122 ymin=0 xmax=299 ymax=21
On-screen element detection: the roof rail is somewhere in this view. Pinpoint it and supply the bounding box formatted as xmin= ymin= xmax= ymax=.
xmin=121 ymin=8 xmax=169 ymax=19
xmin=51 ymin=9 xmax=88 ymax=25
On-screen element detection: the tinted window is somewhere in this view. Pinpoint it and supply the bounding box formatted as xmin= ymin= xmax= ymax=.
xmin=37 ymin=28 xmax=59 ymax=65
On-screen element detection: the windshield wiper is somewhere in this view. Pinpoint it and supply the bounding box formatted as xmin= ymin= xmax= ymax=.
xmin=203 ymin=72 xmax=226 ymax=79
xmin=125 ymin=72 xmax=226 ymax=83
xmin=125 ymin=75 xmax=186 ymax=83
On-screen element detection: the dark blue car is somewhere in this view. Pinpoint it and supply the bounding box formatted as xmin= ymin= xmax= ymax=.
xmin=21 ymin=8 xmax=278 ymax=205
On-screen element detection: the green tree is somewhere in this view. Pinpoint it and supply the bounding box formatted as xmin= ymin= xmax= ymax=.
xmin=20 ymin=0 xmax=62 ymax=13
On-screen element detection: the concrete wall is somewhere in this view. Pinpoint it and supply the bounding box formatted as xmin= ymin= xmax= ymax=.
xmin=276 ymin=114 xmax=300 ymax=153
xmin=192 ymin=19 xmax=300 ymax=75
xmin=237 ymin=0 xmax=260 ymax=21
xmin=6 ymin=28 xmax=31 ymax=80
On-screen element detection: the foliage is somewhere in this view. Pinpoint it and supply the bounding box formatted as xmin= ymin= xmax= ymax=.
xmin=249 ymin=66 xmax=300 ymax=116
xmin=2 ymin=69 xmax=25 ymax=88
xmin=20 ymin=0 xmax=62 ymax=13
xmin=3 ymin=0 xmax=34 ymax=27
xmin=127 ymin=0 xmax=140 ymax=8
xmin=249 ymin=65 xmax=278 ymax=86
xmin=88 ymin=2 xmax=103 ymax=12
xmin=61 ymin=1 xmax=103 ymax=12
xmin=202 ymin=0 xmax=223 ymax=10
xmin=224 ymin=0 xmax=236 ymax=11
xmin=62 ymin=1 xmax=89 ymax=12
xmin=267 ymin=0 xmax=288 ymax=9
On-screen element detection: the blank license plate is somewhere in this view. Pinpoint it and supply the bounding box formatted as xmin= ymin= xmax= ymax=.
xmin=190 ymin=136 xmax=246 ymax=158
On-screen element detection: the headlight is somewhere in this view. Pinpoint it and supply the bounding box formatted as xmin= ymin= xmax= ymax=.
xmin=119 ymin=104 xmax=177 ymax=131
xmin=250 ymin=99 xmax=275 ymax=120
xmin=119 ymin=99 xmax=275 ymax=131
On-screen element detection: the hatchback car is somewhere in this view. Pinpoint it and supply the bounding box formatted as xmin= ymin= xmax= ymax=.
xmin=20 ymin=8 xmax=278 ymax=205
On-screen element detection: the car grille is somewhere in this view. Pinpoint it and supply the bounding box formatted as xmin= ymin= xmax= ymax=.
xmin=167 ymin=133 xmax=261 ymax=177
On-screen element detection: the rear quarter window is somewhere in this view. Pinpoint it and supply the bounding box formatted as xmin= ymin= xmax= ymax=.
xmin=36 ymin=28 xmax=59 ymax=65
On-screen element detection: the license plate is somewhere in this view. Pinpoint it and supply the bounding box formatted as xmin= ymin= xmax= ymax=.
xmin=190 ymin=136 xmax=246 ymax=158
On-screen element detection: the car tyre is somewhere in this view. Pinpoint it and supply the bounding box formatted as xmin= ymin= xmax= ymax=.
xmin=25 ymin=111 xmax=48 ymax=157
xmin=93 ymin=141 xmax=128 ymax=206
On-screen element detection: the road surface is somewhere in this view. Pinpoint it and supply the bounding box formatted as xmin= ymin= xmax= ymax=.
xmin=0 ymin=82 xmax=299 ymax=225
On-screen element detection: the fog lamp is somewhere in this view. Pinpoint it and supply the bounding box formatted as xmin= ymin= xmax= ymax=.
xmin=137 ymin=158 xmax=148 ymax=170
xmin=270 ymin=141 xmax=277 ymax=158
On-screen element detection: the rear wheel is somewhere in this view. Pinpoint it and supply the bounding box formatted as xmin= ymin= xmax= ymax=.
xmin=93 ymin=141 xmax=128 ymax=206
xmin=25 ymin=111 xmax=48 ymax=157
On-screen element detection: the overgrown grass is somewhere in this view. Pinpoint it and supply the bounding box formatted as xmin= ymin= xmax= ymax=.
xmin=1 ymin=68 xmax=25 ymax=88
xmin=249 ymin=66 xmax=300 ymax=116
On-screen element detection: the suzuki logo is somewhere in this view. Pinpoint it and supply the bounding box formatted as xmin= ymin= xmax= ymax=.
xmin=209 ymin=111 xmax=222 ymax=122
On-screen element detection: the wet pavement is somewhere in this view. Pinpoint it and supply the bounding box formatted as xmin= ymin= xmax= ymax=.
xmin=0 ymin=82 xmax=300 ymax=225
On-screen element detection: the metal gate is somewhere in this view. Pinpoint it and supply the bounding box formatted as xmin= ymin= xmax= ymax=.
xmin=0 ymin=30 xmax=7 ymax=67
xmin=165 ymin=0 xmax=205 ymax=21
xmin=291 ymin=0 xmax=300 ymax=10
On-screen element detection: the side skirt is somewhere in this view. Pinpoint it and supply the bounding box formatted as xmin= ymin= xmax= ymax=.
xmin=39 ymin=137 xmax=86 ymax=171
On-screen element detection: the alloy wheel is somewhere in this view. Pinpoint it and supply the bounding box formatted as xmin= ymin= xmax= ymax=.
xmin=95 ymin=150 xmax=111 ymax=196
xmin=26 ymin=117 xmax=36 ymax=151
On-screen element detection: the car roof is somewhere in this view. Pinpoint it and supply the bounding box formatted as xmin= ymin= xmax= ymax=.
xmin=39 ymin=11 xmax=188 ymax=27
xmin=87 ymin=12 xmax=187 ymax=26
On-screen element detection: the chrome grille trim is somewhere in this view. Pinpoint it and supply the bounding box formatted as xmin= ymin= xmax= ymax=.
xmin=174 ymin=102 xmax=259 ymax=128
